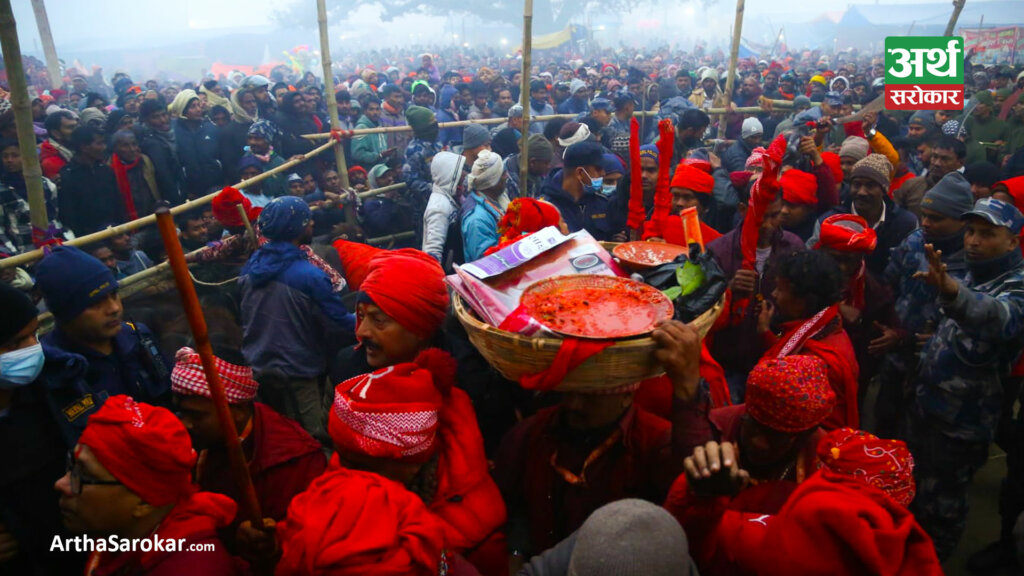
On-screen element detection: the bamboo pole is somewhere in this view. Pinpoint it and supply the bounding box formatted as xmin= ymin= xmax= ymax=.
xmin=0 ymin=0 xmax=48 ymax=234
xmin=0 ymin=138 xmax=339 ymax=270
xmin=518 ymin=0 xmax=533 ymax=198
xmin=718 ymin=0 xmax=746 ymax=140
xmin=945 ymin=0 xmax=967 ymax=36
xmin=317 ymin=0 xmax=351 ymax=188
xmin=30 ymin=0 xmax=61 ymax=91
xmin=367 ymin=231 xmax=416 ymax=246
xmin=155 ymin=205 xmax=264 ymax=529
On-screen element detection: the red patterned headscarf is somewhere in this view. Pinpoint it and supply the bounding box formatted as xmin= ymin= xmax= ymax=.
xmin=817 ymin=428 xmax=916 ymax=507
xmin=746 ymin=356 xmax=836 ymax=433
xmin=170 ymin=347 xmax=259 ymax=404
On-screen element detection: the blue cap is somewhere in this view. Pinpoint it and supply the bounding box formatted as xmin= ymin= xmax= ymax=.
xmin=36 ymin=246 xmax=118 ymax=322
xmin=590 ymin=97 xmax=612 ymax=111
xmin=601 ymin=153 xmax=624 ymax=176
xmin=824 ymin=91 xmax=843 ymax=106
xmin=258 ymin=196 xmax=312 ymax=241
xmin=962 ymin=197 xmax=1024 ymax=234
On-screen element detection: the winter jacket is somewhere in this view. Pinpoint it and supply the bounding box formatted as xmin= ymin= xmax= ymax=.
xmin=0 ymin=174 xmax=59 ymax=254
xmin=810 ymin=197 xmax=918 ymax=277
xmin=423 ymin=152 xmax=466 ymax=263
xmin=884 ymin=228 xmax=969 ymax=338
xmin=556 ymin=97 xmax=588 ymax=115
xmin=173 ymin=118 xmax=223 ymax=198
xmin=913 ymin=250 xmax=1024 ymax=444
xmin=138 ymin=125 xmax=184 ymax=205
xmin=57 ymin=158 xmax=127 ymax=236
xmin=528 ymin=101 xmax=555 ymax=135
xmin=723 ymin=138 xmax=756 ymax=173
xmin=351 ymin=114 xmax=388 ymax=168
xmin=240 ymin=241 xmax=355 ymax=377
xmin=380 ymin=102 xmax=411 ymax=153
xmin=538 ymin=170 xmax=620 ymax=241
xmin=219 ymin=119 xmax=252 ymax=184
xmin=402 ymin=137 xmax=443 ymax=231
xmin=461 ymin=192 xmax=504 ymax=262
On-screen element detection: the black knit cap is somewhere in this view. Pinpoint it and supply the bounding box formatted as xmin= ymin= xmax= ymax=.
xmin=0 ymin=283 xmax=38 ymax=345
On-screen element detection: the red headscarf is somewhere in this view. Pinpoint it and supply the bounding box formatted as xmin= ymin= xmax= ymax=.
xmin=79 ymin=395 xmax=197 ymax=507
xmin=360 ymin=249 xmax=449 ymax=339
xmin=483 ymin=198 xmax=563 ymax=256
xmin=170 ymin=347 xmax=260 ymax=404
xmin=816 ymin=214 xmax=877 ymax=253
xmin=780 ymin=168 xmax=817 ymax=206
xmin=816 ymin=428 xmax=916 ymax=507
xmin=729 ymin=170 xmax=753 ymax=191
xmin=670 ymin=163 xmax=715 ymax=194
xmin=276 ymin=466 xmax=445 ymax=576
xmin=746 ymin=356 xmax=836 ymax=433
xmin=329 ymin=349 xmax=455 ymax=464
xmin=212 ymin=186 xmax=261 ymax=228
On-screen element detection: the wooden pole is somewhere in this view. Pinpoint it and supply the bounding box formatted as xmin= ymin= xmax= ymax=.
xmin=0 ymin=0 xmax=48 ymax=233
xmin=518 ymin=0 xmax=533 ymax=197
xmin=154 ymin=205 xmax=264 ymax=528
xmin=316 ymin=0 xmax=350 ymax=188
xmin=718 ymin=0 xmax=746 ymax=140
xmin=29 ymin=0 xmax=61 ymax=91
xmin=945 ymin=0 xmax=967 ymax=37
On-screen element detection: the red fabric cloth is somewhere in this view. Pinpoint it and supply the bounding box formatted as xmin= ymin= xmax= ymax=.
xmin=729 ymin=170 xmax=753 ymax=191
xmin=276 ymin=466 xmax=445 ymax=576
xmin=889 ymin=170 xmax=915 ymax=199
xmin=634 ymin=343 xmax=731 ymax=419
xmin=88 ymin=492 xmax=239 ymax=576
xmin=359 ymin=248 xmax=450 ymax=339
xmin=170 ymin=346 xmax=259 ymax=403
xmin=331 ymin=239 xmax=383 ymax=291
xmin=745 ymin=355 xmax=835 ymax=433
xmin=683 ymin=157 xmax=713 ymax=174
xmin=79 ymin=395 xmax=197 ymax=507
xmin=627 ymin=118 xmax=646 ymax=231
xmin=780 ymin=168 xmax=818 ymax=206
xmin=330 ymin=349 xmax=455 ymax=464
xmin=817 ymin=427 xmax=916 ymax=507
xmin=519 ymin=338 xmax=615 ymax=391
xmin=816 ymin=214 xmax=878 ymax=253
xmin=753 ymin=469 xmax=942 ymax=576
xmin=996 ymin=177 xmax=1024 ymax=376
xmin=670 ymin=163 xmax=715 ymax=194
xmin=652 ymin=119 xmax=675 ymax=229
xmin=111 ymin=153 xmax=139 ymax=221
xmin=483 ymin=198 xmax=562 ymax=256
xmin=211 ymin=186 xmax=259 ymax=228
xmin=739 ymin=135 xmax=786 ymax=272
xmin=820 ymin=152 xmax=844 ymax=186
xmin=39 ymin=139 xmax=69 ymax=180
xmin=642 ymin=214 xmax=722 ymax=247
xmin=764 ymin=306 xmax=860 ymax=430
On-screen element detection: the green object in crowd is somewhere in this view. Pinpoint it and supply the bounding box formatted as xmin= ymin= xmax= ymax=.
xmin=676 ymin=260 xmax=706 ymax=297
xmin=663 ymin=285 xmax=683 ymax=300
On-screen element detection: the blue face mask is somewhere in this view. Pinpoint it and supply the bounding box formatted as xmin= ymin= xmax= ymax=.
xmin=601 ymin=183 xmax=617 ymax=197
xmin=579 ymin=169 xmax=603 ymax=195
xmin=0 ymin=343 xmax=44 ymax=388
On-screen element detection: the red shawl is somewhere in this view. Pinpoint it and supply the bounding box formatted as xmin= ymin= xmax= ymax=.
xmin=111 ymin=153 xmax=139 ymax=221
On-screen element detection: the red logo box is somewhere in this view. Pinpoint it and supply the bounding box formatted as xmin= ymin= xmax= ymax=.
xmin=886 ymin=84 xmax=964 ymax=111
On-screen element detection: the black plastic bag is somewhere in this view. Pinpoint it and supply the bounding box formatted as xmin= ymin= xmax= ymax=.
xmin=639 ymin=244 xmax=727 ymax=323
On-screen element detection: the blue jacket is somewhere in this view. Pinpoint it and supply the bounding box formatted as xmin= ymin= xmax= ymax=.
xmin=461 ymin=192 xmax=503 ymax=262
xmin=240 ymin=241 xmax=355 ymax=377
xmin=173 ymin=118 xmax=223 ymax=197
xmin=557 ymin=97 xmax=588 ymax=115
xmin=914 ymin=251 xmax=1024 ymax=443
xmin=884 ymin=228 xmax=969 ymax=337
xmin=538 ymin=170 xmax=619 ymax=241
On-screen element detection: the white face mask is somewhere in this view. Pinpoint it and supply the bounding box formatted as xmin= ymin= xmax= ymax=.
xmin=0 ymin=343 xmax=44 ymax=388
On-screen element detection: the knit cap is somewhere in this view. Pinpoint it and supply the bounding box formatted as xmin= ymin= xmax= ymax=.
xmin=851 ymin=154 xmax=892 ymax=189
xmin=36 ymin=246 xmax=118 ymax=323
xmin=741 ymin=117 xmax=763 ymax=140
xmin=922 ymin=172 xmax=975 ymax=219
xmin=462 ymin=123 xmax=491 ymax=149
xmin=839 ymin=136 xmax=869 ymax=162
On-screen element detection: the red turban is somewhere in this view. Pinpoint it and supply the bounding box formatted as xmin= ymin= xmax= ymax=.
xmin=781 ymin=169 xmax=818 ymax=206
xmin=170 ymin=347 xmax=259 ymax=404
xmin=746 ymin=356 xmax=836 ymax=433
xmin=79 ymin=395 xmax=197 ymax=507
xmin=276 ymin=466 xmax=445 ymax=576
xmin=211 ymin=186 xmax=261 ymax=228
xmin=745 ymin=146 xmax=768 ymax=170
xmin=820 ymin=152 xmax=844 ymax=185
xmin=817 ymin=428 xmax=916 ymax=507
xmin=360 ymin=249 xmax=449 ymax=339
xmin=729 ymin=170 xmax=753 ymax=191
xmin=682 ymin=157 xmax=712 ymax=174
xmin=816 ymin=214 xmax=878 ymax=253
xmin=332 ymin=240 xmax=384 ymax=292
xmin=670 ymin=163 xmax=714 ymax=195
xmin=329 ymin=349 xmax=455 ymax=464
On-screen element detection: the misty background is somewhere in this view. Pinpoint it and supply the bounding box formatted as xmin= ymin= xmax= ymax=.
xmin=7 ymin=0 xmax=1020 ymax=79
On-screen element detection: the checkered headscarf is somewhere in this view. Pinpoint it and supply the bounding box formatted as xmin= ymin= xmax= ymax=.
xmin=170 ymin=347 xmax=259 ymax=404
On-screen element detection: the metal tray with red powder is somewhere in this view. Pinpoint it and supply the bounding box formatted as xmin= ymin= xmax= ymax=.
xmin=612 ymin=241 xmax=688 ymax=271
xmin=520 ymin=275 xmax=673 ymax=339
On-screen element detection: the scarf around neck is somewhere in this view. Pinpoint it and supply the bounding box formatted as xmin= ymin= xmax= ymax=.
xmin=48 ymin=138 xmax=74 ymax=161
xmin=111 ymin=153 xmax=140 ymax=220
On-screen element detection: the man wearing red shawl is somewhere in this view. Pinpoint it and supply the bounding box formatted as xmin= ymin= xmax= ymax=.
xmin=642 ymin=162 xmax=722 ymax=246
xmin=55 ymin=395 xmax=241 ymax=575
xmin=814 ymin=215 xmax=902 ymax=414
xmin=664 ymin=355 xmax=835 ymax=575
xmin=326 ymin=348 xmax=507 ymax=575
xmin=756 ymin=250 xmax=859 ymax=429
xmin=170 ymin=347 xmax=326 ymax=552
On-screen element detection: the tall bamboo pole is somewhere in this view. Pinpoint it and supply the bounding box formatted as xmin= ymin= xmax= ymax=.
xmin=30 ymin=0 xmax=61 ymax=90
xmin=316 ymin=0 xmax=350 ymax=188
xmin=518 ymin=0 xmax=534 ymax=195
xmin=718 ymin=0 xmax=746 ymax=140
xmin=944 ymin=0 xmax=967 ymax=37
xmin=0 ymin=0 xmax=48 ymax=233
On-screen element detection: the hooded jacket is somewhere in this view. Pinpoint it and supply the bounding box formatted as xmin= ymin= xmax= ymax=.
xmin=173 ymin=117 xmax=223 ymax=199
xmin=423 ymin=151 xmax=466 ymax=263
xmin=351 ymin=114 xmax=388 ymax=168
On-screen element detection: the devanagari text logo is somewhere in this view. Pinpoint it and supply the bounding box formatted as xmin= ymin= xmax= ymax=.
xmin=884 ymin=36 xmax=964 ymax=111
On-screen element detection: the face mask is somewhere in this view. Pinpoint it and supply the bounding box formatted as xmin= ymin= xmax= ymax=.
xmin=579 ymin=169 xmax=603 ymax=195
xmin=0 ymin=343 xmax=44 ymax=388
xmin=601 ymin=183 xmax=617 ymax=197
xmin=531 ymin=98 xmax=547 ymax=110
xmin=421 ymin=122 xmax=440 ymax=142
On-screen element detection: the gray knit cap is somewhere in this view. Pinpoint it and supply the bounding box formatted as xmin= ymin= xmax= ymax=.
xmin=851 ymin=153 xmax=893 ymax=190
xmin=922 ymin=171 xmax=974 ymax=218
xmin=839 ymin=136 xmax=869 ymax=162
xmin=462 ymin=123 xmax=492 ymax=149
xmin=567 ymin=499 xmax=697 ymax=576
xmin=527 ymin=133 xmax=554 ymax=162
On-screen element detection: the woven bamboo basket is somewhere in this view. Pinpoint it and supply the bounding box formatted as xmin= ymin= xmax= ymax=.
xmin=454 ymin=291 xmax=724 ymax=392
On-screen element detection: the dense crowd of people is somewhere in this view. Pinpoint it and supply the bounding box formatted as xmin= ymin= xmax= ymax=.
xmin=1 ymin=41 xmax=1024 ymax=575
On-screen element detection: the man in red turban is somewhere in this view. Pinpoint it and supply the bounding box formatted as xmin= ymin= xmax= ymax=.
xmin=814 ymin=215 xmax=902 ymax=409
xmin=327 ymin=348 xmax=507 ymax=575
xmin=643 ymin=162 xmax=722 ymax=246
xmin=55 ymin=395 xmax=240 ymax=575
xmin=664 ymin=355 xmax=836 ymax=575
xmin=171 ymin=348 xmax=326 ymax=552
xmin=779 ymin=168 xmax=820 ymax=241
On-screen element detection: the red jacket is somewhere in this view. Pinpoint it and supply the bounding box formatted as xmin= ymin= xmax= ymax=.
xmin=431 ymin=388 xmax=508 ymax=576
xmin=198 ymin=402 xmax=326 ymax=549
xmin=39 ymin=139 xmax=70 ymax=180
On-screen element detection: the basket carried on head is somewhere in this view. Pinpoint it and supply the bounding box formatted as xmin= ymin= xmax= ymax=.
xmin=453 ymin=292 xmax=724 ymax=393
